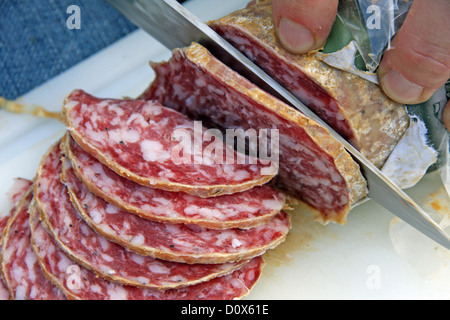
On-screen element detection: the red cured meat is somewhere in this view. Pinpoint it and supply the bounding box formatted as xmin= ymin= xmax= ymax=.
xmin=30 ymin=207 xmax=264 ymax=300
xmin=61 ymin=133 xmax=286 ymax=230
xmin=0 ymin=178 xmax=34 ymax=300
xmin=63 ymin=89 xmax=277 ymax=198
xmin=34 ymin=143 xmax=291 ymax=265
xmin=209 ymin=1 xmax=410 ymax=168
xmin=33 ymin=144 xmax=261 ymax=288
xmin=0 ymin=186 xmax=66 ymax=300
xmin=141 ymin=43 xmax=367 ymax=224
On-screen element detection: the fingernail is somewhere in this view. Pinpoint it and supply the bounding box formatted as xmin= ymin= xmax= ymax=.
xmin=278 ymin=17 xmax=314 ymax=54
xmin=379 ymin=69 xmax=424 ymax=104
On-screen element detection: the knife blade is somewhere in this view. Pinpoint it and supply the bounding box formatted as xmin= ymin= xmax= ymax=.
xmin=104 ymin=0 xmax=450 ymax=250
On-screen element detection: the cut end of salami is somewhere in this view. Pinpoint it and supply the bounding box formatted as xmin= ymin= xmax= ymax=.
xmin=141 ymin=42 xmax=368 ymax=224
xmin=62 ymin=89 xmax=277 ymax=198
xmin=208 ymin=0 xmax=410 ymax=169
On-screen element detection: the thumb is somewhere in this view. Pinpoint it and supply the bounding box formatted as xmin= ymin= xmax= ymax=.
xmin=272 ymin=0 xmax=339 ymax=54
xmin=378 ymin=0 xmax=450 ymax=105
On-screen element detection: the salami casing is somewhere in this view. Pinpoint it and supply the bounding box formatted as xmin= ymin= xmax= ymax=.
xmin=0 ymin=186 xmax=66 ymax=300
xmin=63 ymin=89 xmax=277 ymax=198
xmin=208 ymin=0 xmax=410 ymax=169
xmin=61 ymin=133 xmax=286 ymax=230
xmin=30 ymin=206 xmax=264 ymax=300
xmin=141 ymin=42 xmax=367 ymax=224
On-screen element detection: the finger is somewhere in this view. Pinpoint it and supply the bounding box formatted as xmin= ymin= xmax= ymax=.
xmin=443 ymin=100 xmax=450 ymax=132
xmin=272 ymin=0 xmax=339 ymax=54
xmin=378 ymin=0 xmax=450 ymax=105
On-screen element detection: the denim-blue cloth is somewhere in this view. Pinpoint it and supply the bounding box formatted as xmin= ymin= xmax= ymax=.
xmin=0 ymin=0 xmax=139 ymax=100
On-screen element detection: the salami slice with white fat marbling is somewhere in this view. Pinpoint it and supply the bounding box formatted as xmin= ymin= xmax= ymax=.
xmin=33 ymin=144 xmax=258 ymax=287
xmin=61 ymin=155 xmax=290 ymax=264
xmin=0 ymin=185 xmax=66 ymax=300
xmin=35 ymin=143 xmax=290 ymax=265
xmin=63 ymin=89 xmax=276 ymax=198
xmin=30 ymin=206 xmax=264 ymax=300
xmin=141 ymin=42 xmax=367 ymax=224
xmin=61 ymin=133 xmax=286 ymax=230
xmin=208 ymin=0 xmax=410 ymax=169
xmin=0 ymin=178 xmax=34 ymax=300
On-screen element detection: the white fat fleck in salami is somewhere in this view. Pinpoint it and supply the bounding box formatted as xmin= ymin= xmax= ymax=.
xmin=33 ymin=144 xmax=254 ymax=288
xmin=140 ymin=42 xmax=368 ymax=225
xmin=30 ymin=206 xmax=264 ymax=300
xmin=61 ymin=133 xmax=286 ymax=230
xmin=63 ymin=89 xmax=276 ymax=198
xmin=0 ymin=184 xmax=66 ymax=300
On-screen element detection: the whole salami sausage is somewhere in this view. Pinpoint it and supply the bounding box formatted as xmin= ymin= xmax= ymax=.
xmin=61 ymin=132 xmax=286 ymax=230
xmin=140 ymin=42 xmax=368 ymax=224
xmin=63 ymin=89 xmax=277 ymax=198
xmin=208 ymin=0 xmax=410 ymax=169
xmin=30 ymin=206 xmax=264 ymax=300
xmin=0 ymin=186 xmax=66 ymax=300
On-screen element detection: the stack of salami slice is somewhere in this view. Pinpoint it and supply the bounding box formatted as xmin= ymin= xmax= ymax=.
xmin=0 ymin=89 xmax=291 ymax=300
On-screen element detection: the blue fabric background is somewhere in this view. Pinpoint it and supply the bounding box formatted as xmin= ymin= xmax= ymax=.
xmin=0 ymin=0 xmax=186 ymax=100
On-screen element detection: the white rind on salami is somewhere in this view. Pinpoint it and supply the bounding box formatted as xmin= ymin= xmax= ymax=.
xmin=61 ymin=132 xmax=286 ymax=230
xmin=0 ymin=185 xmax=66 ymax=300
xmin=140 ymin=42 xmax=367 ymax=224
xmin=63 ymin=89 xmax=276 ymax=198
xmin=30 ymin=205 xmax=264 ymax=300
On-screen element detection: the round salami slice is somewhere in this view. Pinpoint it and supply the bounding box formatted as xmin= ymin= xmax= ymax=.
xmin=0 ymin=178 xmax=34 ymax=300
xmin=63 ymin=89 xmax=276 ymax=198
xmin=0 ymin=187 xmax=66 ymax=300
xmin=61 ymin=133 xmax=286 ymax=230
xmin=33 ymin=144 xmax=254 ymax=288
xmin=30 ymin=206 xmax=264 ymax=300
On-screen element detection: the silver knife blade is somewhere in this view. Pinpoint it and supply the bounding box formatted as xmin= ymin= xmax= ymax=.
xmin=105 ymin=0 xmax=450 ymax=250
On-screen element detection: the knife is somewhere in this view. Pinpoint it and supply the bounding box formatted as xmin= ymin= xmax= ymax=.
xmin=104 ymin=0 xmax=450 ymax=250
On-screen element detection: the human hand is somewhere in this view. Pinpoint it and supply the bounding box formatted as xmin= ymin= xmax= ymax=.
xmin=271 ymin=0 xmax=450 ymax=130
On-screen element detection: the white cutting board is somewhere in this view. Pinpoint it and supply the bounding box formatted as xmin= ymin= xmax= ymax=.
xmin=1 ymin=0 xmax=449 ymax=300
